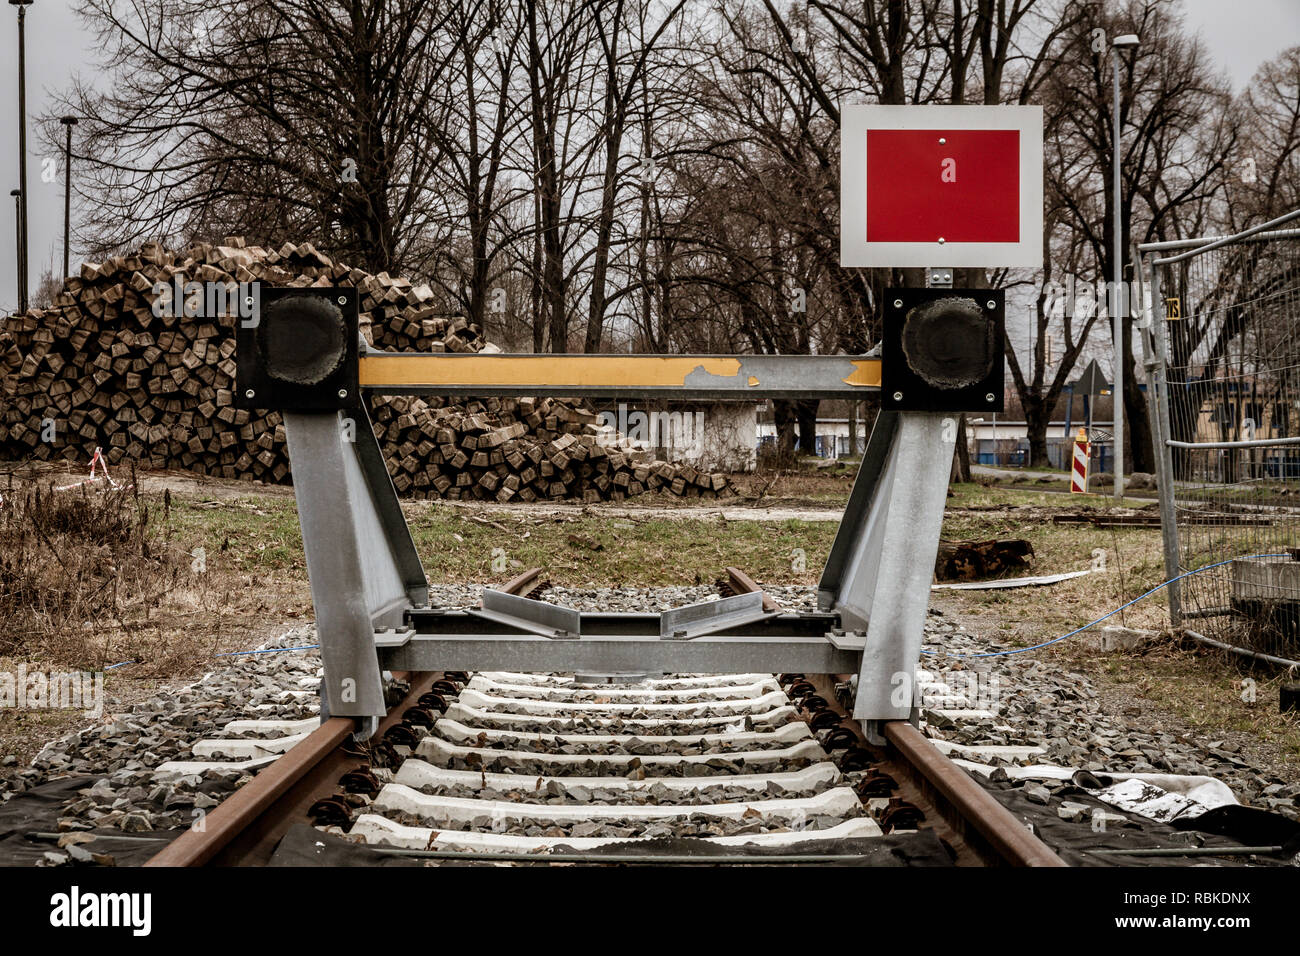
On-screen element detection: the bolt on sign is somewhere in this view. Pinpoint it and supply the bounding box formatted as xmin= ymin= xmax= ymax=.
xmin=840 ymin=105 xmax=1044 ymax=268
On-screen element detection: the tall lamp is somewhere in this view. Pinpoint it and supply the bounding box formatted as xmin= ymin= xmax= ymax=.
xmin=10 ymin=0 xmax=32 ymax=312
xmin=1111 ymin=32 xmax=1140 ymax=498
xmin=60 ymin=116 xmax=78 ymax=280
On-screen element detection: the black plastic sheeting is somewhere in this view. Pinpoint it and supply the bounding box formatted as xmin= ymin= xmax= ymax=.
xmin=976 ymin=775 xmax=1300 ymax=866
xmin=269 ymin=822 xmax=957 ymax=867
xmin=0 ymin=776 xmax=184 ymax=867
xmin=6 ymin=771 xmax=1295 ymax=868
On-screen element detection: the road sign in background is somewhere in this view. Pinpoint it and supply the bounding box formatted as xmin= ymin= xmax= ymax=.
xmin=840 ymin=105 xmax=1043 ymax=269
xmin=1072 ymin=358 xmax=1109 ymax=399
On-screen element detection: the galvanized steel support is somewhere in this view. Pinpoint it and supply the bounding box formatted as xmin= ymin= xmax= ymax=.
xmin=838 ymin=414 xmax=957 ymax=736
xmin=1139 ymin=257 xmax=1183 ymax=623
xmin=284 ymin=404 xmax=428 ymax=731
xmin=253 ymin=288 xmax=991 ymax=739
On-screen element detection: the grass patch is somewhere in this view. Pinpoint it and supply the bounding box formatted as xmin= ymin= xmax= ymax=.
xmin=724 ymin=467 xmax=857 ymax=505
xmin=939 ymin=482 xmax=1300 ymax=776
xmin=0 ymin=481 xmax=186 ymax=666
xmin=1055 ymin=639 xmax=1300 ymax=769
xmin=3 ymin=463 xmax=1295 ymax=779
xmin=940 ymin=486 xmax=1169 ymax=640
xmin=162 ymin=495 xmax=305 ymax=574
xmin=407 ymin=507 xmax=836 ymax=587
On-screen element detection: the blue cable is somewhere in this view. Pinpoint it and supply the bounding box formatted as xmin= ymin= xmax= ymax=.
xmin=921 ymin=552 xmax=1292 ymax=660
xmin=102 ymin=642 xmax=320 ymax=671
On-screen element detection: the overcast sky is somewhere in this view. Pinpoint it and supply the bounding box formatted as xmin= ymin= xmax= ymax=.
xmin=0 ymin=0 xmax=1294 ymax=315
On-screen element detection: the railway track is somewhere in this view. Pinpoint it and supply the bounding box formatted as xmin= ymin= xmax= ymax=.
xmin=145 ymin=570 xmax=1064 ymax=867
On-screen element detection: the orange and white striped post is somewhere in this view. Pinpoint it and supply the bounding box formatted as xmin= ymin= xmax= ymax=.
xmin=1070 ymin=427 xmax=1090 ymax=494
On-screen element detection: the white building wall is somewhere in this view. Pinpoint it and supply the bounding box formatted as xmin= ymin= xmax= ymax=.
xmin=597 ymin=403 xmax=758 ymax=472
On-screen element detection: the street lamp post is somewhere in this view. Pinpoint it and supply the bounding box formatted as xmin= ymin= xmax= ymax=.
xmin=9 ymin=188 xmax=19 ymax=308
xmin=60 ymin=116 xmax=78 ymax=280
xmin=10 ymin=0 xmax=32 ymax=313
xmin=1111 ymin=32 xmax=1140 ymax=499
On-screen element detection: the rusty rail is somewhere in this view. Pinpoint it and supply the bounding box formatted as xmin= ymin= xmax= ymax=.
xmin=147 ymin=570 xmax=545 ymax=866
xmin=721 ymin=567 xmax=781 ymax=612
xmin=723 ymin=566 xmax=1066 ymax=868
xmin=882 ymin=719 xmax=1066 ymax=867
xmin=144 ymin=672 xmax=440 ymax=866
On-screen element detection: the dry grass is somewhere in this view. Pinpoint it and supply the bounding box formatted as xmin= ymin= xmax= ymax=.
xmin=939 ymin=484 xmax=1170 ymax=640
xmin=1060 ymin=638 xmax=1300 ymax=768
xmin=0 ymin=473 xmax=317 ymax=672
xmin=724 ymin=463 xmax=859 ymax=505
xmin=406 ymin=507 xmax=838 ymax=587
xmin=937 ymin=483 xmax=1300 ymax=775
xmin=0 ymin=475 xmax=313 ymax=765
xmin=0 ymin=478 xmax=187 ymax=667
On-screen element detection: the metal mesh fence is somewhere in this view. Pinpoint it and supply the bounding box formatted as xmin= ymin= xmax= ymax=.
xmin=1145 ymin=215 xmax=1300 ymax=658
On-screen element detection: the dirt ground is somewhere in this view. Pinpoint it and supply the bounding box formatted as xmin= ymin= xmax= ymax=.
xmin=932 ymin=596 xmax=1299 ymax=784
xmin=0 ymin=457 xmax=1294 ymax=784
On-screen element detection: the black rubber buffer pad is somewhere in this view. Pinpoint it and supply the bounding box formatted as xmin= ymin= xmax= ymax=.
xmin=259 ymin=295 xmax=348 ymax=385
xmin=236 ymin=286 xmax=359 ymax=410
xmin=882 ymin=288 xmax=1004 ymax=412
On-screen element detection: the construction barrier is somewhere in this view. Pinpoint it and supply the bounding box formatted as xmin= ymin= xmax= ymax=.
xmin=1070 ymin=428 xmax=1090 ymax=494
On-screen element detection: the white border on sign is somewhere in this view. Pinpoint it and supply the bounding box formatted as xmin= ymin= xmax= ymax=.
xmin=839 ymin=104 xmax=1043 ymax=268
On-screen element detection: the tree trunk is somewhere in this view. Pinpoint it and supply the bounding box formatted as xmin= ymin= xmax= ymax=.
xmin=795 ymin=399 xmax=819 ymax=456
xmin=1023 ymin=396 xmax=1052 ymax=468
xmin=1122 ymin=320 xmax=1155 ymax=472
xmin=951 ymin=414 xmax=971 ymax=482
xmin=773 ymin=399 xmax=797 ymax=459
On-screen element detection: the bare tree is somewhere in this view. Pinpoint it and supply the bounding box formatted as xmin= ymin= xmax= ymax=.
xmin=1044 ymin=0 xmax=1236 ymax=472
xmin=422 ymin=0 xmax=530 ymax=332
xmin=60 ymin=0 xmax=463 ymax=278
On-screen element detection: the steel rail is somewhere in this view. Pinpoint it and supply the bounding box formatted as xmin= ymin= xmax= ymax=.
xmin=496 ymin=566 xmax=544 ymax=599
xmin=724 ymin=567 xmax=782 ymax=613
xmin=146 ymin=570 xmax=549 ymax=866
xmin=144 ymin=671 xmax=436 ymax=867
xmin=881 ymin=719 xmax=1067 ymax=867
xmin=721 ymin=569 xmax=1065 ymax=867
xmin=147 ymin=563 xmax=1065 ymax=867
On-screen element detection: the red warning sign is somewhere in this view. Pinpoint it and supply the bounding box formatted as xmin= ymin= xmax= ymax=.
xmin=865 ymin=129 xmax=1020 ymax=243
xmin=840 ymin=105 xmax=1043 ymax=268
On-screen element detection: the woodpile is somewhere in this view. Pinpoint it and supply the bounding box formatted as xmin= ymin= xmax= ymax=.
xmin=0 ymin=238 xmax=734 ymax=502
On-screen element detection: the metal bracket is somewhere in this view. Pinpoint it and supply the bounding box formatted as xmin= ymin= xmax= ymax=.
xmin=373 ymin=627 xmax=414 ymax=649
xmin=826 ymin=630 xmax=867 ymax=652
xmin=470 ymin=588 xmax=582 ymax=639
xmin=926 ymin=267 xmax=954 ymax=288
xmin=659 ymin=591 xmax=770 ymax=640
xmin=351 ymin=715 xmax=380 ymax=744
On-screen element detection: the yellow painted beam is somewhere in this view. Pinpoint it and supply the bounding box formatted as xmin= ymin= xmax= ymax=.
xmin=361 ymin=354 xmax=743 ymax=388
xmin=843 ymin=360 xmax=881 ymax=387
xmin=359 ymin=354 xmax=882 ymax=390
